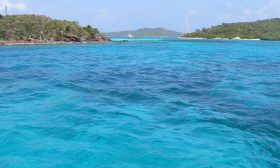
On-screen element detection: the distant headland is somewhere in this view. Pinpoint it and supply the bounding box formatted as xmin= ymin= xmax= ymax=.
xmin=183 ymin=18 xmax=280 ymax=40
xmin=106 ymin=28 xmax=181 ymax=37
xmin=0 ymin=14 xmax=110 ymax=45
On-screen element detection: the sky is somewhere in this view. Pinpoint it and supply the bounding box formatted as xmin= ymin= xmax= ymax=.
xmin=0 ymin=0 xmax=280 ymax=32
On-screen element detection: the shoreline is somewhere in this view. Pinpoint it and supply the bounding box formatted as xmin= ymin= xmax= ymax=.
xmin=0 ymin=40 xmax=112 ymax=46
xmin=179 ymin=37 xmax=262 ymax=41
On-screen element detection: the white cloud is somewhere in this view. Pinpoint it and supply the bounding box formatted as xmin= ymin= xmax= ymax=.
xmin=0 ymin=0 xmax=27 ymax=12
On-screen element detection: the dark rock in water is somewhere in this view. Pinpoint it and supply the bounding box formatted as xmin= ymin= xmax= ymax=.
xmin=63 ymin=34 xmax=82 ymax=42
xmin=0 ymin=32 xmax=110 ymax=45
xmin=91 ymin=34 xmax=109 ymax=42
xmin=55 ymin=33 xmax=110 ymax=43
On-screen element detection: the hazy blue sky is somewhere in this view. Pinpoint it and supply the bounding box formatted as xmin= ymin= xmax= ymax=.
xmin=1 ymin=0 xmax=280 ymax=32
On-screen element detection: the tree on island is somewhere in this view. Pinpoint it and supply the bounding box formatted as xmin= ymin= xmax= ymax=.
xmin=184 ymin=18 xmax=280 ymax=40
xmin=0 ymin=14 xmax=109 ymax=42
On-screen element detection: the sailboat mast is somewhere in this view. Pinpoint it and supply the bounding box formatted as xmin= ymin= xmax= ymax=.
xmin=185 ymin=16 xmax=190 ymax=34
xmin=180 ymin=16 xmax=190 ymax=37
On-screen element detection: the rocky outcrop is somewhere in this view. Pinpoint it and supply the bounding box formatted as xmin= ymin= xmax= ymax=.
xmin=0 ymin=14 xmax=110 ymax=45
xmin=62 ymin=34 xmax=82 ymax=42
xmin=0 ymin=33 xmax=111 ymax=45
xmin=48 ymin=33 xmax=110 ymax=43
xmin=91 ymin=34 xmax=109 ymax=42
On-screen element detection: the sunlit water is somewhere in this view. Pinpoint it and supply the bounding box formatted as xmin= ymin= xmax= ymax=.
xmin=0 ymin=38 xmax=280 ymax=168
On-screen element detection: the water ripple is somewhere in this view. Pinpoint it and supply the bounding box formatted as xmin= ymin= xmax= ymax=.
xmin=0 ymin=40 xmax=280 ymax=167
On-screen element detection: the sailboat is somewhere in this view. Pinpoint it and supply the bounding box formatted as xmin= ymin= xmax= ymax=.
xmin=127 ymin=28 xmax=134 ymax=38
xmin=128 ymin=33 xmax=134 ymax=38
xmin=178 ymin=16 xmax=190 ymax=38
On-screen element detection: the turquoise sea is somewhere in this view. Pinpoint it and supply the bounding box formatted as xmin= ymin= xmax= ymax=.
xmin=0 ymin=38 xmax=280 ymax=167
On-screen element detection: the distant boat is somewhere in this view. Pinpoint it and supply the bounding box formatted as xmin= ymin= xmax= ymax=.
xmin=128 ymin=33 xmax=134 ymax=38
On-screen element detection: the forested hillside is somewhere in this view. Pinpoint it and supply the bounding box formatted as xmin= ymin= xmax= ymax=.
xmin=0 ymin=14 xmax=108 ymax=43
xmin=184 ymin=18 xmax=280 ymax=40
xmin=106 ymin=28 xmax=180 ymax=37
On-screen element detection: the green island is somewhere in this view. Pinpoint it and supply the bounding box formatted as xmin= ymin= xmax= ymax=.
xmin=0 ymin=14 xmax=109 ymax=45
xmin=184 ymin=18 xmax=280 ymax=40
xmin=106 ymin=28 xmax=181 ymax=37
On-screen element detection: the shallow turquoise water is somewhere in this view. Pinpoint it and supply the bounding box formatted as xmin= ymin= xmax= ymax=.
xmin=0 ymin=38 xmax=280 ymax=167
xmin=110 ymin=36 xmax=167 ymax=41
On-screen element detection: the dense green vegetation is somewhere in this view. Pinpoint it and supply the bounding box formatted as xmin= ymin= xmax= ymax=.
xmin=184 ymin=18 xmax=280 ymax=40
xmin=106 ymin=28 xmax=180 ymax=37
xmin=0 ymin=14 xmax=107 ymax=42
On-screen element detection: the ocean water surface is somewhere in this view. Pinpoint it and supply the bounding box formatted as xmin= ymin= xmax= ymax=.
xmin=0 ymin=38 xmax=280 ymax=167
